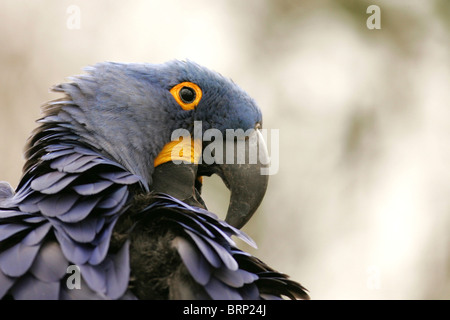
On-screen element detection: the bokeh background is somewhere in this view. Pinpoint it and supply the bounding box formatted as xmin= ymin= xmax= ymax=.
xmin=1 ymin=0 xmax=449 ymax=299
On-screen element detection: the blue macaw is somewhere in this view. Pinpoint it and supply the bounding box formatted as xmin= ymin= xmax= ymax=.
xmin=0 ymin=60 xmax=308 ymax=299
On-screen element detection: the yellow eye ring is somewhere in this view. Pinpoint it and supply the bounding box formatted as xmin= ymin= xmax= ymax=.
xmin=170 ymin=82 xmax=202 ymax=110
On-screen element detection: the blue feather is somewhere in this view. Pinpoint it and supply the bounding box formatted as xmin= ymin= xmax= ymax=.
xmin=37 ymin=193 xmax=80 ymax=217
xmin=0 ymin=224 xmax=30 ymax=241
xmin=173 ymin=236 xmax=211 ymax=286
xmin=21 ymin=222 xmax=52 ymax=246
xmin=30 ymin=171 xmax=67 ymax=192
xmin=57 ymin=196 xmax=100 ymax=223
xmin=79 ymin=240 xmax=130 ymax=299
xmin=184 ymin=229 xmax=222 ymax=268
xmin=98 ymin=171 xmax=140 ymax=184
xmin=53 ymin=229 xmax=91 ymax=264
xmin=87 ymin=219 xmax=118 ymax=265
xmin=39 ymin=174 xmax=79 ymax=194
xmin=29 ymin=241 xmax=68 ymax=282
xmin=10 ymin=274 xmax=59 ymax=300
xmin=0 ymin=241 xmax=41 ymax=277
xmin=50 ymin=153 xmax=83 ymax=171
xmin=72 ymin=180 xmax=114 ymax=195
xmin=97 ymin=186 xmax=128 ymax=209
xmin=0 ymin=269 xmax=15 ymax=297
xmin=59 ymin=216 xmax=99 ymax=243
xmin=204 ymin=277 xmax=242 ymax=300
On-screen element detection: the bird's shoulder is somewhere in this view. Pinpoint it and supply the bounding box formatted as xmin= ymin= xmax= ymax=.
xmin=0 ymin=142 xmax=142 ymax=299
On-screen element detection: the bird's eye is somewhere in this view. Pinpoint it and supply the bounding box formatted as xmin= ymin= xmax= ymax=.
xmin=170 ymin=82 xmax=202 ymax=110
xmin=179 ymin=87 xmax=196 ymax=103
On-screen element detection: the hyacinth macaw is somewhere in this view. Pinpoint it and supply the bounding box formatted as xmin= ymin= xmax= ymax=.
xmin=0 ymin=60 xmax=308 ymax=300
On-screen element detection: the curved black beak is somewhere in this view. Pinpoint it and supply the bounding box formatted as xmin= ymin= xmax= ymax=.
xmin=199 ymin=129 xmax=269 ymax=229
xmin=152 ymin=129 xmax=270 ymax=229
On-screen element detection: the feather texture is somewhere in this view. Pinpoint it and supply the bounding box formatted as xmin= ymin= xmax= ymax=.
xmin=128 ymin=193 xmax=309 ymax=300
xmin=0 ymin=100 xmax=141 ymax=298
xmin=0 ymin=61 xmax=308 ymax=300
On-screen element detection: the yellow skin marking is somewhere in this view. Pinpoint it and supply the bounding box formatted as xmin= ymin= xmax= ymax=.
xmin=154 ymin=137 xmax=202 ymax=167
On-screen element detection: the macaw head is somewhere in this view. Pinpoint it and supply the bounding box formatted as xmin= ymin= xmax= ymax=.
xmin=34 ymin=60 xmax=269 ymax=229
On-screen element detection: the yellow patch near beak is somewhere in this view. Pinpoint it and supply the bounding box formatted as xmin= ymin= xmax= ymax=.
xmin=154 ymin=137 xmax=202 ymax=167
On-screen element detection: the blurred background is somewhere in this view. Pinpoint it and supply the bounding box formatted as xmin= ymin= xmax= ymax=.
xmin=1 ymin=0 xmax=449 ymax=299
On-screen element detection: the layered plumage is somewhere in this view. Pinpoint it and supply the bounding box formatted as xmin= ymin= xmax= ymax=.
xmin=0 ymin=61 xmax=308 ymax=299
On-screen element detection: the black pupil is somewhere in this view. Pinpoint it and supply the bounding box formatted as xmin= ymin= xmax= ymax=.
xmin=179 ymin=87 xmax=196 ymax=103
